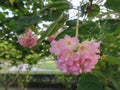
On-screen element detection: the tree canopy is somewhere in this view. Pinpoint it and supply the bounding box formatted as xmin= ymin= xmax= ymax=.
xmin=0 ymin=0 xmax=120 ymax=90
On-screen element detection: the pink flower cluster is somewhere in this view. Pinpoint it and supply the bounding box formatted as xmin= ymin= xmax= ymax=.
xmin=17 ymin=29 xmax=38 ymax=48
xmin=50 ymin=35 xmax=100 ymax=75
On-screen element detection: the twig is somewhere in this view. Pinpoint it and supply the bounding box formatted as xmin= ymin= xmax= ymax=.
xmin=75 ymin=3 xmax=81 ymax=38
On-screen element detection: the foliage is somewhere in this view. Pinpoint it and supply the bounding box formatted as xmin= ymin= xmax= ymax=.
xmin=0 ymin=40 xmax=41 ymax=65
xmin=0 ymin=0 xmax=120 ymax=90
xmin=0 ymin=41 xmax=22 ymax=65
xmin=77 ymin=74 xmax=103 ymax=90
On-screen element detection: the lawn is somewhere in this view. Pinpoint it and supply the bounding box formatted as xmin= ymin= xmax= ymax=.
xmin=36 ymin=61 xmax=58 ymax=70
xmin=0 ymin=61 xmax=61 ymax=75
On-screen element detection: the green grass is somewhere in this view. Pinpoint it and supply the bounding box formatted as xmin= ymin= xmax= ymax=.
xmin=36 ymin=61 xmax=58 ymax=70
xmin=0 ymin=61 xmax=62 ymax=75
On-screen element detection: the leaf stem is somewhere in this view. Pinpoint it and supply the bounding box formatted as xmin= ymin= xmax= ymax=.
xmin=76 ymin=3 xmax=81 ymax=38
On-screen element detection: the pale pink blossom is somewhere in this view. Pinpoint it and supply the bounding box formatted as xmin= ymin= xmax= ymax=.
xmin=77 ymin=41 xmax=100 ymax=73
xmin=50 ymin=35 xmax=79 ymax=56
xmin=79 ymin=55 xmax=98 ymax=73
xmin=56 ymin=51 xmax=99 ymax=75
xmin=17 ymin=29 xmax=38 ymax=48
xmin=77 ymin=41 xmax=100 ymax=56
xmin=49 ymin=40 xmax=62 ymax=56
xmin=60 ymin=35 xmax=79 ymax=51
xmin=49 ymin=35 xmax=101 ymax=75
xmin=56 ymin=51 xmax=82 ymax=75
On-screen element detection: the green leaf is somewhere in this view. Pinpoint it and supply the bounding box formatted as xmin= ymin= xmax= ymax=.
xmin=11 ymin=16 xmax=41 ymax=34
xmin=60 ymin=21 xmax=100 ymax=40
xmin=105 ymin=56 xmax=120 ymax=65
xmin=92 ymin=70 xmax=105 ymax=79
xmin=40 ymin=1 xmax=72 ymax=21
xmin=41 ymin=10 xmax=64 ymax=21
xmin=99 ymin=19 xmax=120 ymax=33
xmin=88 ymin=4 xmax=100 ymax=17
xmin=41 ymin=1 xmax=71 ymax=21
xmin=77 ymin=74 xmax=103 ymax=90
xmin=105 ymin=87 xmax=113 ymax=90
xmin=105 ymin=0 xmax=120 ymax=13
xmin=104 ymin=34 xmax=116 ymax=43
xmin=66 ymin=19 xmax=81 ymax=27
xmin=0 ymin=12 xmax=6 ymax=21
xmin=110 ymin=78 xmax=120 ymax=90
xmin=41 ymin=1 xmax=71 ymax=11
xmin=109 ymin=71 xmax=120 ymax=90
xmin=81 ymin=4 xmax=100 ymax=17
xmin=80 ymin=21 xmax=100 ymax=34
xmin=79 ymin=21 xmax=100 ymax=40
xmin=113 ymin=27 xmax=120 ymax=36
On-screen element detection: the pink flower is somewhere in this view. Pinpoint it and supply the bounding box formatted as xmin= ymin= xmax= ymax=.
xmin=77 ymin=41 xmax=100 ymax=73
xmin=56 ymin=51 xmax=82 ymax=75
xmin=80 ymin=55 xmax=99 ymax=73
xmin=61 ymin=35 xmax=79 ymax=51
xmin=17 ymin=29 xmax=38 ymax=48
xmin=49 ymin=35 xmax=101 ymax=75
xmin=78 ymin=40 xmax=100 ymax=56
xmin=56 ymin=51 xmax=99 ymax=75
xmin=49 ymin=40 xmax=62 ymax=56
xmin=49 ymin=35 xmax=79 ymax=56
